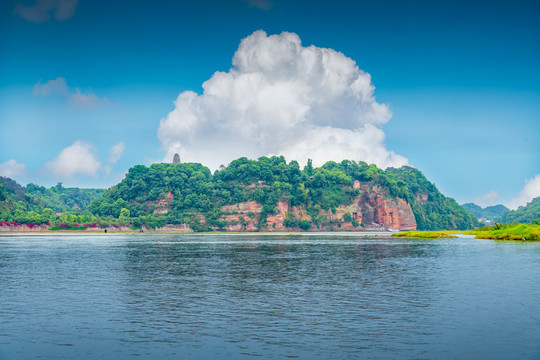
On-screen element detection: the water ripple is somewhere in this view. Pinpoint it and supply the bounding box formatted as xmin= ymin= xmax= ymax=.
xmin=0 ymin=234 xmax=539 ymax=359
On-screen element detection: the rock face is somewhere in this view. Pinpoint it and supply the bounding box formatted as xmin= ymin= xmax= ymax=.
xmin=152 ymin=191 xmax=174 ymax=215
xmin=0 ymin=223 xmax=49 ymax=232
xmin=220 ymin=201 xmax=262 ymax=231
xmin=173 ymin=153 xmax=181 ymax=165
xmin=354 ymin=185 xmax=416 ymax=230
xmin=2 ymin=182 xmax=416 ymax=233
xmin=313 ymin=185 xmax=416 ymax=231
xmin=415 ymin=193 xmax=428 ymax=204
xmin=207 ymin=183 xmax=417 ymax=232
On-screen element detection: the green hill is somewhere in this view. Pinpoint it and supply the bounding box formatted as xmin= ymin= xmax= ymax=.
xmin=500 ymin=197 xmax=540 ymax=224
xmin=386 ymin=166 xmax=479 ymax=230
xmin=462 ymin=203 xmax=509 ymax=221
xmin=0 ymin=158 xmax=480 ymax=231
xmin=0 ymin=176 xmax=105 ymax=224
xmin=88 ymin=157 xmax=479 ymax=231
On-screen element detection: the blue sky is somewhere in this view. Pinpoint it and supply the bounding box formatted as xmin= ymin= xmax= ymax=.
xmin=1 ymin=0 xmax=539 ymax=209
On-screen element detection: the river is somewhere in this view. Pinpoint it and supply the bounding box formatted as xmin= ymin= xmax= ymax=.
xmin=0 ymin=234 xmax=539 ymax=359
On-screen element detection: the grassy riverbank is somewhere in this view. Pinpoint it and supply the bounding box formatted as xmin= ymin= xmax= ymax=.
xmin=393 ymin=223 xmax=540 ymax=241
xmin=392 ymin=231 xmax=458 ymax=239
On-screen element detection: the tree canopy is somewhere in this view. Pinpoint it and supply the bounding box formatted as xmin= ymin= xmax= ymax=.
xmin=1 ymin=158 xmax=480 ymax=231
xmin=500 ymin=197 xmax=540 ymax=224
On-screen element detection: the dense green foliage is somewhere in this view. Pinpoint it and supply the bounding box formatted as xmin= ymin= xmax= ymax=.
xmin=385 ymin=167 xmax=480 ymax=230
xmin=88 ymin=158 xmax=478 ymax=231
xmin=0 ymin=177 xmax=104 ymax=225
xmin=26 ymin=183 xmax=105 ymax=213
xmin=0 ymin=158 xmax=481 ymax=231
xmin=473 ymin=223 xmax=540 ymax=240
xmin=500 ymin=197 xmax=540 ymax=224
xmin=462 ymin=203 xmax=509 ymax=221
xmin=88 ymin=156 xmax=342 ymax=230
xmin=395 ymin=223 xmax=540 ymax=241
xmin=392 ymin=231 xmax=457 ymax=239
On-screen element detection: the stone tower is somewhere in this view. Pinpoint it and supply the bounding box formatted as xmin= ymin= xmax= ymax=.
xmin=173 ymin=153 xmax=181 ymax=165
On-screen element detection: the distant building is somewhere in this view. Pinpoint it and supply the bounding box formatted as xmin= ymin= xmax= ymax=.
xmin=173 ymin=153 xmax=181 ymax=165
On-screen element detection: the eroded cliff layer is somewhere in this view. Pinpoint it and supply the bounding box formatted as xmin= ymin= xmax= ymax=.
xmin=214 ymin=184 xmax=416 ymax=232
xmin=81 ymin=158 xmax=479 ymax=231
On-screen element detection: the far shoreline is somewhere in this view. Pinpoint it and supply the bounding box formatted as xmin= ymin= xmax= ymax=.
xmin=0 ymin=230 xmax=396 ymax=237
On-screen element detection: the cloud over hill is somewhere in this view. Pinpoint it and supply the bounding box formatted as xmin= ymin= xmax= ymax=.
xmin=158 ymin=30 xmax=407 ymax=170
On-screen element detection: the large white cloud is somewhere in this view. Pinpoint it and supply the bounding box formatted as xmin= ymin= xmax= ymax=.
xmin=507 ymin=174 xmax=540 ymax=210
xmin=45 ymin=141 xmax=101 ymax=179
xmin=158 ymin=30 xmax=407 ymax=170
xmin=0 ymin=159 xmax=27 ymax=179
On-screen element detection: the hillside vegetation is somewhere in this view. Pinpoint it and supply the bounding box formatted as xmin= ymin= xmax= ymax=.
xmin=0 ymin=177 xmax=104 ymax=225
xmin=87 ymin=157 xmax=478 ymax=231
xmin=500 ymin=197 xmax=540 ymax=224
xmin=394 ymin=223 xmax=540 ymax=241
xmin=462 ymin=203 xmax=509 ymax=221
xmin=0 ymin=158 xmax=479 ymax=231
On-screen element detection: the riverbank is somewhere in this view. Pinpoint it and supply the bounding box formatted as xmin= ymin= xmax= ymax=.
xmin=0 ymin=230 xmax=395 ymax=237
xmin=393 ymin=223 xmax=540 ymax=241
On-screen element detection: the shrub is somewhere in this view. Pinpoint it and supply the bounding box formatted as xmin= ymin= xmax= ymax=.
xmin=299 ymin=220 xmax=311 ymax=231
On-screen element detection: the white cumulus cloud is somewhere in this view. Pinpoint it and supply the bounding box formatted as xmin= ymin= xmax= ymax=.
xmin=0 ymin=159 xmax=27 ymax=179
xmin=473 ymin=190 xmax=499 ymax=208
xmin=45 ymin=141 xmax=101 ymax=179
xmin=507 ymin=174 xmax=540 ymax=210
xmin=158 ymin=30 xmax=407 ymax=170
xmin=108 ymin=142 xmax=125 ymax=164
xmin=33 ymin=77 xmax=110 ymax=108
xmin=14 ymin=0 xmax=77 ymax=23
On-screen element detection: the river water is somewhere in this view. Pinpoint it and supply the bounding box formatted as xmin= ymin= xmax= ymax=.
xmin=0 ymin=234 xmax=539 ymax=359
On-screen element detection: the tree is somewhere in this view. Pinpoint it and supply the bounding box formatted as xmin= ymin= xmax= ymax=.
xmin=299 ymin=219 xmax=311 ymax=231
xmin=42 ymin=208 xmax=55 ymax=222
xmin=305 ymin=159 xmax=314 ymax=176
xmin=119 ymin=208 xmax=131 ymax=222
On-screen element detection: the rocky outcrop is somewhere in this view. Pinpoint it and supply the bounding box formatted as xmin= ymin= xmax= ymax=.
xmin=0 ymin=223 xmax=49 ymax=232
xmin=357 ymin=185 xmax=416 ymax=230
xmin=220 ymin=201 xmax=262 ymax=231
xmin=266 ymin=200 xmax=289 ymax=231
xmin=209 ymin=183 xmax=417 ymax=232
xmin=415 ymin=193 xmax=428 ymax=204
xmin=152 ymin=191 xmax=174 ymax=215
xmin=1 ymin=182 xmax=416 ymax=233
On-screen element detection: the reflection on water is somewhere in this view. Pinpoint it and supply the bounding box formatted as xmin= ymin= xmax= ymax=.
xmin=0 ymin=234 xmax=539 ymax=359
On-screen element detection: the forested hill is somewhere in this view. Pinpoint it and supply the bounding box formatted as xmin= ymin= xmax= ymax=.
xmin=0 ymin=177 xmax=104 ymax=224
xmin=88 ymin=157 xmax=479 ymax=231
xmin=500 ymin=197 xmax=540 ymax=224
xmin=461 ymin=203 xmax=510 ymax=221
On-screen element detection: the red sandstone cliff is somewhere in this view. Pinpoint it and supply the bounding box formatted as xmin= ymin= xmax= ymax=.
xmin=209 ymin=183 xmax=416 ymax=232
xmin=1 ymin=183 xmax=416 ymax=233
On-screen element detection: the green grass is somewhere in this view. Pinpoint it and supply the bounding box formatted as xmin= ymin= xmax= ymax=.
xmin=472 ymin=223 xmax=539 ymax=241
xmin=393 ymin=223 xmax=540 ymax=241
xmin=49 ymin=225 xmax=87 ymax=231
xmin=392 ymin=231 xmax=457 ymax=239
